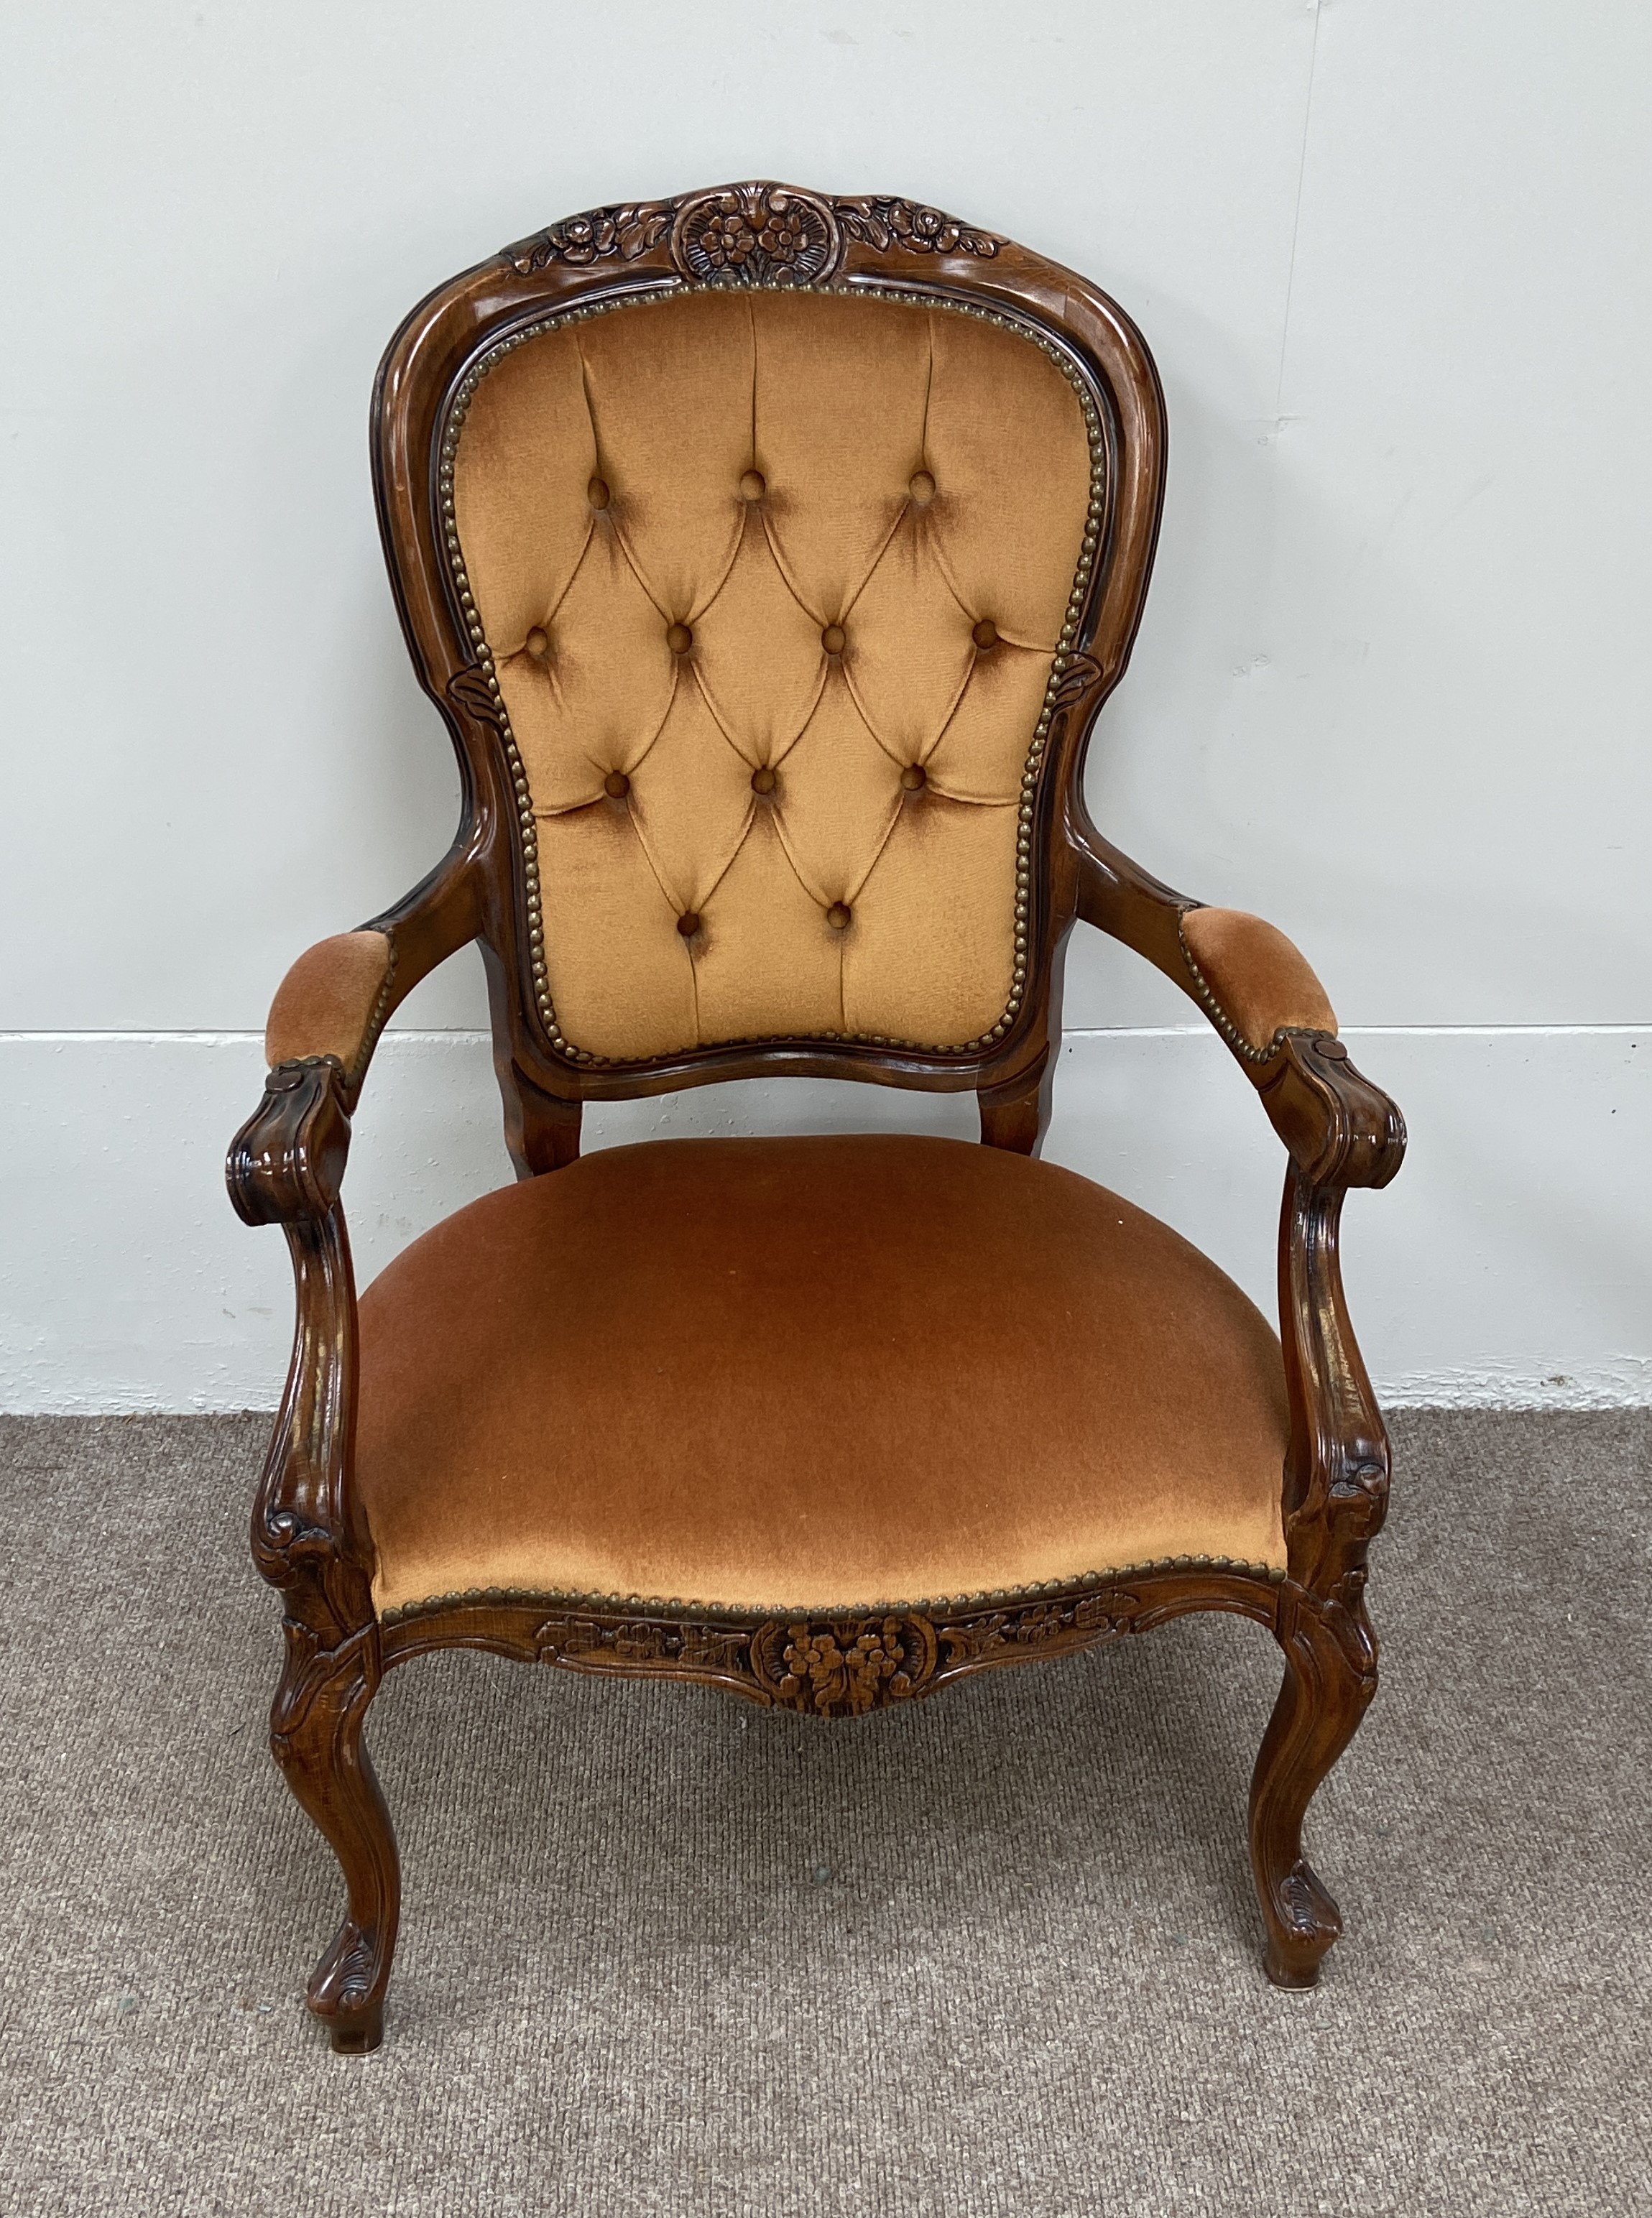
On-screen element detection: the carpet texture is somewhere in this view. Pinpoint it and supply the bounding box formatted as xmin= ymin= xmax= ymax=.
xmin=0 ymin=1410 xmax=1646 ymax=2217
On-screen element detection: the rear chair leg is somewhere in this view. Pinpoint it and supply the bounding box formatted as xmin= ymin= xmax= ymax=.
xmin=1248 ymin=1579 xmax=1378 ymax=1987
xmin=269 ymin=1622 xmax=400 ymax=2051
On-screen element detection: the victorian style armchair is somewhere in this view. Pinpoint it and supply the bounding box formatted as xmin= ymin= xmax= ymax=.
xmin=229 ymin=182 xmax=1404 ymax=2053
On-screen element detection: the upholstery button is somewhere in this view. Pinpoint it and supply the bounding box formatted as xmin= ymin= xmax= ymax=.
xmin=972 ymin=619 xmax=999 ymax=650
xmin=604 ymin=771 xmax=630 ymax=799
xmin=676 ymin=912 xmax=701 ymax=938
xmin=821 ymin=624 xmax=846 ymax=655
xmin=826 ymin=902 xmax=852 ymax=930
xmin=739 ymin=469 xmax=767 ymax=500
xmin=588 ymin=476 xmax=611 ymax=509
xmin=908 ymin=470 xmax=936 ymax=504
xmin=667 ymin=622 xmax=693 ymax=654
xmin=750 ymin=765 xmax=776 ymax=794
xmin=525 ymin=627 xmax=549 ymax=660
xmin=900 ymin=763 xmax=927 ymax=792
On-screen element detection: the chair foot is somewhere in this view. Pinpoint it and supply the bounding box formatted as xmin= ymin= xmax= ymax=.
xmin=270 ymin=1623 xmax=401 ymax=2053
xmin=1249 ymin=1581 xmax=1376 ymax=1987
xmin=325 ymin=1987 xmax=385 ymax=2053
xmin=309 ymin=1916 xmax=389 ymax=2050
xmin=1264 ymin=1950 xmax=1321 ymax=1991
xmin=1260 ymin=1858 xmax=1339 ymax=1987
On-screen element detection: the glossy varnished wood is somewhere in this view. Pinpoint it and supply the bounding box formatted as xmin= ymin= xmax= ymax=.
xmin=377 ymin=1567 xmax=1284 ymax=1706
xmin=229 ymin=182 xmax=1406 ymax=2047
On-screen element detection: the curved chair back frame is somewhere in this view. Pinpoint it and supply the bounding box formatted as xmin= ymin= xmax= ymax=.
xmin=372 ymin=181 xmax=1166 ymax=1151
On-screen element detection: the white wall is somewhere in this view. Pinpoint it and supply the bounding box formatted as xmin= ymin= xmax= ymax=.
xmin=1 ymin=1 xmax=1648 ymax=1410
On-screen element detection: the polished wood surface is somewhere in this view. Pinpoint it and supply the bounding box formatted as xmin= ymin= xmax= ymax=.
xmin=229 ymin=181 xmax=1405 ymax=2049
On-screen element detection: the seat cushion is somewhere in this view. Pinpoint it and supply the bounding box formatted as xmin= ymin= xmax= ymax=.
xmin=355 ymin=1134 xmax=1288 ymax=1618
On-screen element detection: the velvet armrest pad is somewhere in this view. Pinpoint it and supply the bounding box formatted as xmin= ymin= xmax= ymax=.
xmin=1180 ymin=907 xmax=1336 ymax=1054
xmin=265 ymin=930 xmax=394 ymax=1076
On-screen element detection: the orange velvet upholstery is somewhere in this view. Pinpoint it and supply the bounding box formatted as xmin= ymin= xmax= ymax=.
xmin=451 ymin=290 xmax=1092 ymax=1061
xmin=355 ymin=1135 xmax=1288 ymax=1617
xmin=1181 ymin=907 xmax=1337 ymax=1055
xmin=265 ymin=929 xmax=393 ymax=1078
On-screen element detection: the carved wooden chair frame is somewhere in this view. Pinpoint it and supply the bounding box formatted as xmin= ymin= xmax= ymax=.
xmin=229 ymin=181 xmax=1404 ymax=2052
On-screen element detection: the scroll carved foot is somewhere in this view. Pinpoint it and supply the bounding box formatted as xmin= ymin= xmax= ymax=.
xmin=270 ymin=1622 xmax=400 ymax=2052
xmin=1248 ymin=1579 xmax=1377 ymax=1989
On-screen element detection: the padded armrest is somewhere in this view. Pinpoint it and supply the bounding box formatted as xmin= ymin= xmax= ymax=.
xmin=231 ymin=840 xmax=486 ymax=1226
xmin=266 ymin=930 xmax=395 ymax=1082
xmin=259 ymin=838 xmax=486 ymax=1094
xmin=1178 ymin=907 xmax=1337 ymax=1060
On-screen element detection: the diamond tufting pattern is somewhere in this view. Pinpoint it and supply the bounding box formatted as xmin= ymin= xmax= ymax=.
xmin=451 ymin=289 xmax=1094 ymax=1062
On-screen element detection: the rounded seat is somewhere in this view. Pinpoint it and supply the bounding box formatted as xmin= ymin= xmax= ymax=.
xmin=356 ymin=1135 xmax=1289 ymax=1619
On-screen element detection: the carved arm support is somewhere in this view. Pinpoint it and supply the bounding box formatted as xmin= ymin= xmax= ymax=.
xmin=1069 ymin=816 xmax=1403 ymax=1182
xmin=1069 ymin=814 xmax=1406 ymax=1600
xmin=226 ymin=839 xmax=484 ymax=1647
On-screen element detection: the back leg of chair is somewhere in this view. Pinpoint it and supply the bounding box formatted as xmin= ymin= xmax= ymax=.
xmin=269 ymin=1624 xmax=401 ymax=2051
xmin=1247 ymin=1578 xmax=1378 ymax=1987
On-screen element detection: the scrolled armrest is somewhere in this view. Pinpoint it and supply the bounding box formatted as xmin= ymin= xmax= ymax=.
xmin=228 ymin=1056 xmax=353 ymax=1226
xmin=1258 ymin=1034 xmax=1406 ymax=1191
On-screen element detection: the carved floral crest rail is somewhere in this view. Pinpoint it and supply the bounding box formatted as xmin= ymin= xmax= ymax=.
xmin=507 ymin=182 xmax=1002 ymax=286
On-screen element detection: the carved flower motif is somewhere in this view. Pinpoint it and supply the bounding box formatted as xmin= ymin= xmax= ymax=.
xmin=756 ymin=205 xmax=811 ymax=264
xmin=554 ymin=212 xmax=619 ymax=266
xmin=674 ymin=187 xmax=837 ymax=286
xmin=697 ymin=200 xmax=758 ymax=270
xmin=895 ymin=203 xmax=951 ymax=248
xmin=507 ymin=202 xmax=673 ymax=274
xmin=834 ymin=195 xmax=1000 ymax=260
xmin=1008 ymin=1602 xmax=1071 ymax=1643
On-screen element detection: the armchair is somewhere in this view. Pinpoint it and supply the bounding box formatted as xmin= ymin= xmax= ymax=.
xmin=229 ymin=182 xmax=1403 ymax=2052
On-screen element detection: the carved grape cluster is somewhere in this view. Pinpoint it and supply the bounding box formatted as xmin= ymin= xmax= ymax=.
xmin=778 ymin=1618 xmax=912 ymax=1715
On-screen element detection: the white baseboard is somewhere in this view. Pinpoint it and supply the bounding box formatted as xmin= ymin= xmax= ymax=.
xmin=0 ymin=1026 xmax=1645 ymax=1413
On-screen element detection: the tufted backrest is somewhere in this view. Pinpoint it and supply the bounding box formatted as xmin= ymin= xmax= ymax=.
xmin=448 ymin=289 xmax=1094 ymax=1064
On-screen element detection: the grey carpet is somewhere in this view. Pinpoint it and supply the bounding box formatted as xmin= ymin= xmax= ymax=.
xmin=0 ymin=1411 xmax=1646 ymax=2217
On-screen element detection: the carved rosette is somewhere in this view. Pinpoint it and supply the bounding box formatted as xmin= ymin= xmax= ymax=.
xmin=670 ymin=185 xmax=841 ymax=287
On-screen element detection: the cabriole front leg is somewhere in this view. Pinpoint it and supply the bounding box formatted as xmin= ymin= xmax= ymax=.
xmin=1247 ymin=1578 xmax=1378 ymax=1987
xmin=229 ymin=1066 xmax=396 ymax=2048
xmin=269 ymin=1621 xmax=400 ymax=2052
